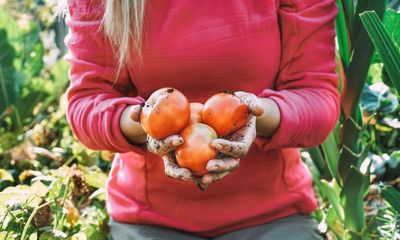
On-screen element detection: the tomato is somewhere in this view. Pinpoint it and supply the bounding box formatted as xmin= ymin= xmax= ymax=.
xmin=202 ymin=92 xmax=249 ymax=137
xmin=140 ymin=88 xmax=190 ymax=140
xmin=189 ymin=102 xmax=204 ymax=123
xmin=175 ymin=123 xmax=217 ymax=176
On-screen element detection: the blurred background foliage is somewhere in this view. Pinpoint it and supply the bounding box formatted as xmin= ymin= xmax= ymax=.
xmin=0 ymin=1 xmax=112 ymax=239
xmin=0 ymin=0 xmax=399 ymax=239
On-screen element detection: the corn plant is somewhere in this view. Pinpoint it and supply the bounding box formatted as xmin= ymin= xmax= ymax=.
xmin=306 ymin=0 xmax=400 ymax=239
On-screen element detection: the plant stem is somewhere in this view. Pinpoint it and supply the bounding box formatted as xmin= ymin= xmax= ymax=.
xmin=0 ymin=64 xmax=10 ymax=109
xmin=0 ymin=211 xmax=8 ymax=230
xmin=12 ymin=104 xmax=23 ymax=133
xmin=55 ymin=178 xmax=71 ymax=231
xmin=64 ymin=155 xmax=76 ymax=166
xmin=20 ymin=199 xmax=53 ymax=240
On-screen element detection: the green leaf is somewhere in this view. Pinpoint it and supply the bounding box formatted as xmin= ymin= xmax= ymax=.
xmin=0 ymin=182 xmax=46 ymax=210
xmin=371 ymin=9 xmax=400 ymax=63
xmin=0 ymin=169 xmax=13 ymax=182
xmin=24 ymin=40 xmax=44 ymax=79
xmin=338 ymin=146 xmax=360 ymax=184
xmin=343 ymin=0 xmax=355 ymax=33
xmin=360 ymin=11 xmax=400 ymax=94
xmin=320 ymin=179 xmax=345 ymax=222
xmin=341 ymin=0 xmax=387 ymax=119
xmin=69 ymin=233 xmax=87 ymax=240
xmin=336 ymin=0 xmax=351 ymax=70
xmin=307 ymin=147 xmax=331 ymax=180
xmin=321 ymin=132 xmax=340 ymax=184
xmin=0 ymin=9 xmax=25 ymax=48
xmin=38 ymin=232 xmax=54 ymax=240
xmin=326 ymin=206 xmax=344 ymax=240
xmin=338 ymin=142 xmax=371 ymax=185
xmin=379 ymin=183 xmax=400 ymax=212
xmin=50 ymin=59 xmax=69 ymax=89
xmin=0 ymin=29 xmax=20 ymax=114
xmin=341 ymin=166 xmax=370 ymax=233
xmin=340 ymin=117 xmax=362 ymax=153
xmin=79 ymin=166 xmax=107 ymax=190
xmin=0 ymin=231 xmax=16 ymax=240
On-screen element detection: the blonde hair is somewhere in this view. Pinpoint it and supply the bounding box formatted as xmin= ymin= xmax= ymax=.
xmin=103 ymin=0 xmax=147 ymax=71
xmin=59 ymin=0 xmax=147 ymax=74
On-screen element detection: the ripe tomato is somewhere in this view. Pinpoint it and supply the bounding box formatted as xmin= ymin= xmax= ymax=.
xmin=175 ymin=123 xmax=217 ymax=176
xmin=202 ymin=92 xmax=249 ymax=137
xmin=189 ymin=102 xmax=204 ymax=123
xmin=140 ymin=88 xmax=190 ymax=140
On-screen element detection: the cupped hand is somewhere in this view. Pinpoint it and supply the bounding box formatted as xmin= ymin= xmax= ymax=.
xmin=146 ymin=134 xmax=183 ymax=156
xmin=200 ymin=91 xmax=264 ymax=188
xmin=129 ymin=102 xmax=184 ymax=156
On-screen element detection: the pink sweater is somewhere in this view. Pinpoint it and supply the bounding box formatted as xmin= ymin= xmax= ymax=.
xmin=65 ymin=0 xmax=339 ymax=237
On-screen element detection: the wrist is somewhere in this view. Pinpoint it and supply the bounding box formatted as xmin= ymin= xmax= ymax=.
xmin=120 ymin=105 xmax=147 ymax=144
xmin=255 ymin=98 xmax=281 ymax=138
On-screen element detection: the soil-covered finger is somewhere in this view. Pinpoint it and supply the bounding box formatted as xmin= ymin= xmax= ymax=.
xmin=206 ymin=158 xmax=240 ymax=172
xmin=201 ymin=172 xmax=230 ymax=185
xmin=147 ymin=135 xmax=183 ymax=156
xmin=211 ymin=139 xmax=248 ymax=159
xmin=235 ymin=92 xmax=264 ymax=116
xmin=162 ymin=155 xmax=192 ymax=180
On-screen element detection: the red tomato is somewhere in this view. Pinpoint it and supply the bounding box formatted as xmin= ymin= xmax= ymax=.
xmin=175 ymin=123 xmax=217 ymax=176
xmin=202 ymin=92 xmax=249 ymax=137
xmin=189 ymin=102 xmax=204 ymax=123
xmin=140 ymin=88 xmax=190 ymax=140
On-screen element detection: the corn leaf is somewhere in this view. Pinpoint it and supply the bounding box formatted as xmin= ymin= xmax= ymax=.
xmin=379 ymin=183 xmax=400 ymax=212
xmin=341 ymin=0 xmax=387 ymax=119
xmin=338 ymin=143 xmax=371 ymax=185
xmin=320 ymin=179 xmax=345 ymax=222
xmin=321 ymin=132 xmax=341 ymax=184
xmin=341 ymin=166 xmax=370 ymax=233
xmin=307 ymin=147 xmax=332 ymax=180
xmin=360 ymin=11 xmax=400 ymax=94
xmin=371 ymin=9 xmax=400 ymax=63
xmin=340 ymin=117 xmax=362 ymax=152
xmin=336 ymin=0 xmax=351 ymax=70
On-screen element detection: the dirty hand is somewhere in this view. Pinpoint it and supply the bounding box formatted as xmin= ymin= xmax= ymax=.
xmin=199 ymin=91 xmax=264 ymax=189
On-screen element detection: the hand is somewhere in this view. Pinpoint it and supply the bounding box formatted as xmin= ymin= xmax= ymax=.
xmin=199 ymin=91 xmax=264 ymax=189
xmin=120 ymin=104 xmax=147 ymax=144
xmin=144 ymin=116 xmax=201 ymax=182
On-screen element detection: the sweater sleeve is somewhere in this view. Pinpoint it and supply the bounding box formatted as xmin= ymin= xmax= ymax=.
xmin=254 ymin=0 xmax=340 ymax=151
xmin=65 ymin=0 xmax=146 ymax=153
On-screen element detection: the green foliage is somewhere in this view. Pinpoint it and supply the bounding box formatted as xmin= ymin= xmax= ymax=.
xmin=0 ymin=29 xmax=21 ymax=115
xmin=307 ymin=1 xmax=400 ymax=239
xmin=370 ymin=207 xmax=400 ymax=240
xmin=0 ymin=165 xmax=110 ymax=240
xmin=371 ymin=9 xmax=400 ymax=64
xmin=379 ymin=183 xmax=400 ymax=212
xmin=0 ymin=3 xmax=113 ymax=239
xmin=360 ymin=10 xmax=400 ymax=94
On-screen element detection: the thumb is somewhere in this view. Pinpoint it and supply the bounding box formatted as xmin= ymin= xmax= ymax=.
xmin=248 ymin=98 xmax=264 ymax=117
xmin=235 ymin=91 xmax=264 ymax=117
xmin=129 ymin=104 xmax=143 ymax=122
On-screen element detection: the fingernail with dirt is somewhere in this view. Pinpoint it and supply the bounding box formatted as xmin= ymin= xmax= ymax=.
xmin=212 ymin=143 xmax=223 ymax=151
xmin=210 ymin=165 xmax=219 ymax=171
xmin=173 ymin=139 xmax=182 ymax=146
xmin=203 ymin=176 xmax=213 ymax=185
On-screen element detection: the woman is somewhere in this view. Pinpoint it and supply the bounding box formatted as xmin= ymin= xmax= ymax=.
xmin=64 ymin=0 xmax=339 ymax=239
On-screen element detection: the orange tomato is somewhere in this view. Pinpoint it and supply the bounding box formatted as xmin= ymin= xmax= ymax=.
xmin=175 ymin=123 xmax=217 ymax=176
xmin=189 ymin=102 xmax=204 ymax=123
xmin=202 ymin=92 xmax=249 ymax=137
xmin=140 ymin=88 xmax=190 ymax=140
